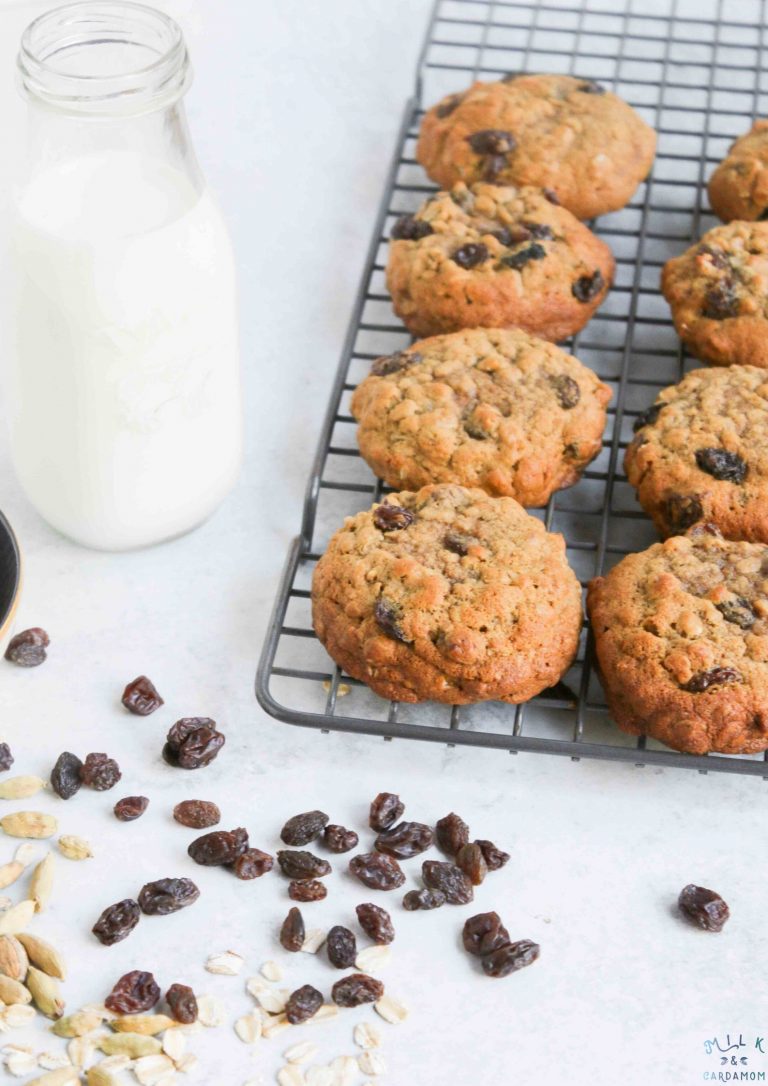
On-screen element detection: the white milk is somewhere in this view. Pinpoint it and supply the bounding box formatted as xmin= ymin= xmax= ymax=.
xmin=7 ymin=150 xmax=243 ymax=550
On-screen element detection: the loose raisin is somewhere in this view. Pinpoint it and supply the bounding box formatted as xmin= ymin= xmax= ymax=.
xmin=166 ymin=983 xmax=198 ymax=1024
xmin=331 ymin=973 xmax=384 ymax=1008
xmin=572 ymin=270 xmax=605 ymax=302
xmin=323 ymin=824 xmax=358 ymax=853
xmin=233 ymin=848 xmax=274 ymax=880
xmin=122 ymin=675 xmax=163 ymax=715
xmin=289 ymin=879 xmax=327 ymax=902
xmin=356 ymin=902 xmax=395 ymax=944
xmin=678 ymin=884 xmax=730 ymax=932
xmin=285 ymin=984 xmax=323 ymax=1024
xmin=456 ymin=843 xmax=488 ymax=885
xmin=350 ymin=852 xmax=405 ymax=891
xmin=578 ymin=79 xmax=605 ymax=94
xmin=665 ymin=494 xmax=703 ymax=533
xmin=188 ymin=827 xmax=248 ymax=866
xmin=81 ymin=753 xmax=121 ymax=791
xmin=281 ymin=810 xmax=329 ymax=846
xmin=277 ymin=849 xmax=331 ymax=880
xmin=422 ymin=860 xmax=473 ymax=904
xmin=0 ymin=743 xmax=13 ymax=772
xmin=370 ymin=351 xmax=421 ymax=377
xmin=463 ymin=912 xmax=511 ymax=956
xmin=474 ymin=839 xmax=510 ymax=871
xmin=391 ymin=214 xmax=433 ymax=241
xmin=92 ymin=899 xmax=141 ymax=946
xmin=703 ymin=279 xmax=739 ymax=319
xmin=549 ymin=374 xmax=580 ymax=409
xmin=452 ymin=243 xmax=489 ymax=269
xmin=280 ymin=907 xmax=305 ymax=952
xmin=369 ymin=793 xmax=405 ymax=831
xmin=327 ymin=925 xmax=357 ymax=969
xmin=173 ymin=799 xmax=221 ymax=829
xmin=374 ymin=821 xmax=434 ymax=859
xmin=373 ymin=599 xmax=410 ymax=643
xmin=114 ymin=796 xmax=149 ymax=822
xmin=403 ymin=888 xmax=446 ymax=911
xmin=436 ymin=813 xmax=470 ymax=855
xmin=105 ymin=970 xmax=160 ymax=1014
xmin=466 ymin=129 xmax=516 ymax=155
xmin=373 ymin=504 xmax=415 ymax=533
xmin=166 ymin=717 xmax=212 ymax=752
xmin=683 ymin=667 xmax=742 ymax=693
xmin=500 ymin=243 xmax=547 ymax=270
xmin=633 ymin=403 xmax=661 ymax=432
xmin=695 ymin=447 xmax=747 ymax=483
xmin=4 ymin=627 xmax=49 ymax=667
xmin=50 ymin=752 xmax=83 ymax=800
xmin=443 ymin=533 xmax=475 ymax=557
xmin=716 ymin=598 xmax=755 ymax=629
xmin=138 ymin=877 xmax=200 ymax=916
xmin=176 ymin=727 xmax=225 ymax=770
xmin=482 ymin=939 xmax=540 ymax=977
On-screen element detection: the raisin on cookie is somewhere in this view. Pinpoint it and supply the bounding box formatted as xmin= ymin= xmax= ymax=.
xmin=312 ymin=485 xmax=582 ymax=704
xmin=661 ymin=222 xmax=768 ymax=368
xmin=588 ymin=528 xmax=768 ymax=755
xmin=708 ymin=120 xmax=768 ymax=223
xmin=626 ymin=366 xmax=768 ymax=542
xmin=351 ymin=328 xmax=611 ymax=506
xmin=386 ymin=182 xmax=614 ymax=341
xmin=417 ymin=74 xmax=656 ymax=220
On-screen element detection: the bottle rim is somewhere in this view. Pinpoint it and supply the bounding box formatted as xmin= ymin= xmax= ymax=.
xmin=18 ymin=1 xmax=191 ymax=116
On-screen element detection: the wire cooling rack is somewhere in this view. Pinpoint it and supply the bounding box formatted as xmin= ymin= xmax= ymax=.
xmin=257 ymin=0 xmax=768 ymax=777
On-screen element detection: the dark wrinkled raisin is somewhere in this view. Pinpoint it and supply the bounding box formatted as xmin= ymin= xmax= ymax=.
xmin=549 ymin=374 xmax=580 ymax=409
xmin=93 ymin=899 xmax=140 ymax=945
xmin=233 ymin=848 xmax=274 ymax=880
xmin=443 ymin=533 xmax=475 ymax=557
xmin=683 ymin=667 xmax=742 ymax=693
xmin=695 ymin=447 xmax=747 ymax=483
xmin=173 ymin=799 xmax=221 ymax=829
xmin=277 ymin=849 xmax=331 ymax=880
xmin=500 ymin=243 xmax=546 ymax=270
xmin=138 ymin=877 xmax=199 ymax=916
xmin=482 ymin=939 xmax=540 ymax=977
xmin=436 ymin=813 xmax=470 ymax=855
xmin=50 ymin=752 xmax=83 ymax=800
xmin=678 ymin=884 xmax=730 ymax=932
xmin=716 ymin=597 xmax=755 ymax=629
xmin=665 ymin=494 xmax=703 ymax=533
xmin=633 ymin=403 xmax=661 ymax=432
xmin=375 ymin=821 xmax=434 ymax=859
xmin=452 ymin=243 xmax=489 ymax=269
xmin=491 ymin=224 xmax=531 ymax=246
xmin=370 ymin=350 xmax=421 ymax=377
xmin=467 ymin=129 xmax=516 ymax=155
xmin=572 ymin=269 xmax=605 ymax=302
xmin=0 ymin=744 xmax=12 ymax=772
xmin=403 ymin=888 xmax=446 ymax=911
xmin=114 ymin=796 xmax=149 ymax=822
xmin=188 ymin=827 xmax=248 ymax=866
xmin=81 ymin=753 xmax=121 ymax=791
xmin=350 ymin=852 xmax=405 ymax=891
xmin=122 ymin=675 xmax=163 ymax=715
xmin=484 ymin=152 xmax=509 ymax=179
xmin=703 ymin=278 xmax=739 ymax=320
xmin=373 ymin=599 xmax=409 ymax=643
xmin=698 ymin=243 xmax=729 ymax=268
xmin=327 ymin=925 xmax=357 ymax=969
xmin=289 ymin=878 xmax=327 ymax=902
xmin=474 ymin=839 xmax=510 ymax=871
xmin=543 ymin=187 xmax=560 ymax=204
xmin=323 ymin=825 xmax=359 ymax=853
xmin=578 ymin=79 xmax=605 ymax=94
xmin=373 ymin=504 xmax=415 ymax=532
xmin=523 ymin=221 xmax=554 ymax=239
xmin=280 ymin=810 xmax=329 ymax=846
xmin=166 ymin=983 xmax=198 ymax=1024
xmin=356 ymin=902 xmax=395 ymax=944
xmin=331 ymin=973 xmax=384 ymax=1008
xmin=369 ymin=793 xmax=405 ymax=831
xmin=166 ymin=717 xmax=213 ymax=752
xmin=176 ymin=727 xmax=225 ymax=770
xmin=422 ymin=860 xmax=473 ymax=904
xmin=463 ymin=416 xmax=490 ymax=440
xmin=456 ymin=843 xmax=488 ymax=885
xmin=286 ymin=984 xmax=323 ymax=1024
xmin=4 ymin=627 xmax=49 ymax=667
xmin=463 ymin=912 xmax=511 ymax=956
xmin=391 ymin=214 xmax=433 ymax=241
xmin=105 ymin=970 xmax=160 ymax=1014
xmin=280 ymin=907 xmax=305 ymax=952
xmin=436 ymin=92 xmax=463 ymax=118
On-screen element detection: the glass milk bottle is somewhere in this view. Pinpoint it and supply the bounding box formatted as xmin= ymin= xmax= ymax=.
xmin=6 ymin=1 xmax=243 ymax=550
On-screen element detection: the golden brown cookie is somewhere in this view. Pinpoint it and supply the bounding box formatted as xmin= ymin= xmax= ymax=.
xmin=386 ymin=182 xmax=614 ymax=341
xmin=351 ymin=328 xmax=611 ymax=506
xmin=625 ymin=366 xmax=768 ymax=542
xmin=708 ymin=120 xmax=768 ymax=222
xmin=661 ymin=222 xmax=768 ymax=367
xmin=312 ymin=484 xmax=582 ymax=704
xmin=588 ymin=528 xmax=768 ymax=755
xmin=417 ymin=74 xmax=656 ymax=220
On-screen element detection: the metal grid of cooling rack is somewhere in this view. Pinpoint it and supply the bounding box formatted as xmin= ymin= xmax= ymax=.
xmin=256 ymin=0 xmax=768 ymax=777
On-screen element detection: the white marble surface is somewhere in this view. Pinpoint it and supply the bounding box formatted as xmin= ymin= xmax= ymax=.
xmin=0 ymin=2 xmax=766 ymax=1084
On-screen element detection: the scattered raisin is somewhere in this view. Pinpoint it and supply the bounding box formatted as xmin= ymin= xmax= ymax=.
xmin=683 ymin=667 xmax=742 ymax=693
xmin=0 ymin=743 xmax=13 ymax=772
xmin=375 ymin=821 xmax=434 ymax=859
xmin=474 ymin=839 xmax=510 ymax=871
xmin=138 ymin=877 xmax=200 ymax=916
xmin=436 ymin=92 xmax=464 ymax=118
xmin=678 ymin=884 xmax=730 ymax=932
xmin=233 ymin=848 xmax=274 ymax=880
xmin=549 ymin=374 xmax=580 ymax=409
xmin=277 ymin=849 xmax=331 ymax=880
xmin=500 ymin=243 xmax=546 ymax=270
xmin=289 ymin=879 xmax=327 ymax=902
xmin=373 ymin=504 xmax=415 ymax=532
xmin=578 ymin=79 xmax=605 ymax=94
xmin=92 ymin=899 xmax=141 ymax=946
xmin=467 ymin=129 xmax=516 ymax=155
xmin=327 ymin=925 xmax=357 ymax=969
xmin=4 ymin=627 xmax=49 ymax=667
xmin=422 ymin=860 xmax=473 ymax=904
xmin=105 ymin=970 xmax=160 ymax=1014
xmin=122 ymin=675 xmax=163 ymax=715
xmin=373 ymin=599 xmax=409 ymax=643
xmin=331 ymin=973 xmax=384 ymax=1008
xmin=369 ymin=793 xmax=405 ymax=831
xmin=443 ymin=533 xmax=475 ymax=557
xmin=703 ymin=279 xmax=739 ymax=319
xmin=356 ymin=902 xmax=395 ymax=944
xmin=715 ymin=598 xmax=755 ymax=629
xmin=114 ymin=796 xmax=149 ymax=822
xmin=436 ymin=813 xmax=470 ymax=855
xmin=391 ymin=214 xmax=433 ymax=241
xmin=175 ymin=726 xmax=225 ymax=770
xmin=665 ymin=494 xmax=703 ymax=533
xmin=350 ymin=852 xmax=405 ymax=891
xmin=370 ymin=350 xmax=421 ymax=377
xmin=403 ymin=888 xmax=446 ymax=911
xmin=633 ymin=403 xmax=661 ymax=432
xmin=482 ymin=939 xmax=541 ymax=977
xmin=323 ymin=825 xmax=359 ymax=853
xmin=463 ymin=912 xmax=511 ymax=957
xmin=173 ymin=799 xmax=221 ymax=829
xmin=280 ymin=907 xmax=305 ymax=952
xmin=166 ymin=717 xmax=212 ymax=752
xmin=285 ymin=984 xmax=323 ymax=1024
xmin=456 ymin=843 xmax=488 ymax=885
xmin=50 ymin=752 xmax=83 ymax=800
xmin=166 ymin=983 xmax=198 ymax=1024
xmin=572 ymin=270 xmax=605 ymax=302
xmin=452 ymin=242 xmax=489 ymax=269
xmin=280 ymin=810 xmax=329 ymax=847
xmin=695 ymin=447 xmax=747 ymax=483
xmin=188 ymin=827 xmax=248 ymax=866
xmin=81 ymin=753 xmax=121 ymax=791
